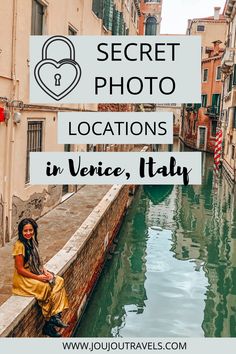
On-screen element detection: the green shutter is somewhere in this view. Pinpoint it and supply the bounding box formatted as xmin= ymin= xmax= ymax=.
xmin=233 ymin=64 xmax=236 ymax=86
xmin=103 ymin=0 xmax=114 ymax=31
xmin=194 ymin=103 xmax=201 ymax=111
xmin=112 ymin=8 xmax=121 ymax=35
xmin=212 ymin=94 xmax=221 ymax=114
xmin=201 ymin=94 xmax=207 ymax=107
xmin=92 ymin=0 xmax=103 ymax=19
xmin=228 ymin=73 xmax=233 ymax=92
xmin=119 ymin=13 xmax=124 ymax=34
xmin=233 ymin=108 xmax=236 ymax=128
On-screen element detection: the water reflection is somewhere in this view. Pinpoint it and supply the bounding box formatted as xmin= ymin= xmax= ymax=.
xmin=74 ymin=142 xmax=236 ymax=337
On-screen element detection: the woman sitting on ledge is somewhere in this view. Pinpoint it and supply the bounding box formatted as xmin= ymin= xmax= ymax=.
xmin=12 ymin=218 xmax=69 ymax=337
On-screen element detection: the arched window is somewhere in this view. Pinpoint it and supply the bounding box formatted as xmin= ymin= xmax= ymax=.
xmin=145 ymin=16 xmax=157 ymax=35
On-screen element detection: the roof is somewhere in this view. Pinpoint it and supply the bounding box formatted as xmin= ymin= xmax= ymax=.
xmin=189 ymin=14 xmax=226 ymax=22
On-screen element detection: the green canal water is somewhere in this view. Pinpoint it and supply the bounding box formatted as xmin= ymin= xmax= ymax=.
xmin=74 ymin=147 xmax=236 ymax=337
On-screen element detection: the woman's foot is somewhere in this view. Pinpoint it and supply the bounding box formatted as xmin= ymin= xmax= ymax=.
xmin=49 ymin=314 xmax=68 ymax=328
xmin=42 ymin=322 xmax=62 ymax=337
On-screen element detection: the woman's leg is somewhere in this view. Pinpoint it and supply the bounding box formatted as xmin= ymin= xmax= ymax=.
xmin=39 ymin=276 xmax=69 ymax=320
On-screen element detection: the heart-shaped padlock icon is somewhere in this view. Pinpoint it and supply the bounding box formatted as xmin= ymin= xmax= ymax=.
xmin=34 ymin=36 xmax=81 ymax=101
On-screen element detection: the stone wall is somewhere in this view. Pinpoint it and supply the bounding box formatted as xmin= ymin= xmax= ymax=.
xmin=0 ymin=184 xmax=131 ymax=337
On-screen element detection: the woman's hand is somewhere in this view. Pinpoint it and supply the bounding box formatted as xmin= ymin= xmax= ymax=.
xmin=15 ymin=255 xmax=54 ymax=282
xmin=43 ymin=268 xmax=54 ymax=281
xmin=38 ymin=274 xmax=51 ymax=283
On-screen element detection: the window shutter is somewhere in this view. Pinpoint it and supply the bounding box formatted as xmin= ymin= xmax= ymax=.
xmin=212 ymin=94 xmax=221 ymax=114
xmin=119 ymin=13 xmax=124 ymax=35
xmin=233 ymin=108 xmax=236 ymax=129
xmin=194 ymin=103 xmax=201 ymax=111
xmin=201 ymin=94 xmax=207 ymax=107
xmin=228 ymin=73 xmax=233 ymax=92
xmin=103 ymin=0 xmax=114 ymax=31
xmin=112 ymin=8 xmax=121 ymax=35
xmin=233 ymin=64 xmax=236 ymax=86
xmin=92 ymin=0 xmax=103 ymax=19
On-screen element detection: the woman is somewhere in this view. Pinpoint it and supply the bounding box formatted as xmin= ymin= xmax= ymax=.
xmin=12 ymin=218 xmax=69 ymax=337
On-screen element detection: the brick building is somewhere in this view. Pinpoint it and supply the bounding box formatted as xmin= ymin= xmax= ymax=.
xmin=180 ymin=7 xmax=227 ymax=152
xmin=221 ymin=0 xmax=236 ymax=182
xmin=181 ymin=41 xmax=224 ymax=152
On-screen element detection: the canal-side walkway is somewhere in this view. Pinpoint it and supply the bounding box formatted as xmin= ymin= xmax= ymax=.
xmin=0 ymin=184 xmax=110 ymax=307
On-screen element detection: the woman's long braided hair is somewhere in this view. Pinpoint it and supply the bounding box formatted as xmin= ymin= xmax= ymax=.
xmin=18 ymin=218 xmax=39 ymax=264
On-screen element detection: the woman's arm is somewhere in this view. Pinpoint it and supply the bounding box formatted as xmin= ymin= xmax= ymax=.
xmin=15 ymin=255 xmax=50 ymax=282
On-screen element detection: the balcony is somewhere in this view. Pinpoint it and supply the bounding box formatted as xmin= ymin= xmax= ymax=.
xmin=221 ymin=48 xmax=235 ymax=73
xmin=205 ymin=106 xmax=220 ymax=118
xmin=186 ymin=104 xmax=193 ymax=112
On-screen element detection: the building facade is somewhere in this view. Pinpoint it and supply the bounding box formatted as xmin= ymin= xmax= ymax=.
xmin=139 ymin=0 xmax=162 ymax=36
xmin=180 ymin=7 xmax=227 ymax=152
xmin=0 ymin=0 xmax=141 ymax=246
xmin=221 ymin=0 xmax=236 ymax=182
xmin=180 ymin=41 xmax=224 ymax=152
xmin=186 ymin=7 xmax=227 ymax=59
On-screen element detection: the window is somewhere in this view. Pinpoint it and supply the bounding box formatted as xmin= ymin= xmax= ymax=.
xmin=228 ymin=73 xmax=233 ymax=92
xmin=197 ymin=25 xmax=205 ymax=32
xmin=199 ymin=127 xmax=206 ymax=147
xmin=202 ymin=69 xmax=208 ymax=82
xmin=145 ymin=16 xmax=157 ymax=35
xmin=103 ymin=0 xmax=114 ymax=31
xmin=216 ymin=66 xmax=221 ymax=81
xmin=225 ymin=109 xmax=229 ymax=127
xmin=31 ymin=0 xmax=44 ymax=35
xmin=68 ymin=26 xmax=77 ymax=35
xmin=62 ymin=144 xmax=71 ymax=195
xmin=92 ymin=0 xmax=103 ymax=19
xmin=212 ymin=94 xmax=221 ymax=114
xmin=211 ymin=120 xmax=217 ymax=137
xmin=201 ymin=94 xmax=207 ymax=107
xmin=232 ymin=145 xmax=235 ymax=159
xmin=233 ymin=108 xmax=236 ymax=129
xmin=26 ymin=121 xmax=43 ymax=183
xmin=233 ymin=64 xmax=236 ymax=85
xmin=113 ymin=10 xmax=125 ymax=35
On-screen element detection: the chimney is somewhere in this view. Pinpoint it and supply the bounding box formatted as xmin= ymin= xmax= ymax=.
xmin=186 ymin=19 xmax=192 ymax=34
xmin=214 ymin=7 xmax=220 ymax=20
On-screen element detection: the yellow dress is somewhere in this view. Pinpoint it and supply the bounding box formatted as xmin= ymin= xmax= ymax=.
xmin=12 ymin=240 xmax=69 ymax=320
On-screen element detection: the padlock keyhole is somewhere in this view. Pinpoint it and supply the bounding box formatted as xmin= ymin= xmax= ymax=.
xmin=54 ymin=73 xmax=61 ymax=86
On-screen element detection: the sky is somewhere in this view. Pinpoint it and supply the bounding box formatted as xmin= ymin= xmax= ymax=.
xmin=161 ymin=0 xmax=226 ymax=34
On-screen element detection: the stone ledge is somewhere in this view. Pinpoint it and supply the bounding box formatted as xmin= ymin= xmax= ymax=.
xmin=0 ymin=296 xmax=35 ymax=337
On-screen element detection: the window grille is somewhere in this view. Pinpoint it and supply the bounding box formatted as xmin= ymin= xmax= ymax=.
xmin=26 ymin=121 xmax=43 ymax=183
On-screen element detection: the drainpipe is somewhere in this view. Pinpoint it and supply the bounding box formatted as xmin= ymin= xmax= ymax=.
xmin=9 ymin=0 xmax=18 ymax=239
xmin=3 ymin=0 xmax=18 ymax=243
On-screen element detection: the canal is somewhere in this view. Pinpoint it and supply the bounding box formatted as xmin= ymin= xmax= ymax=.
xmin=74 ymin=141 xmax=236 ymax=337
